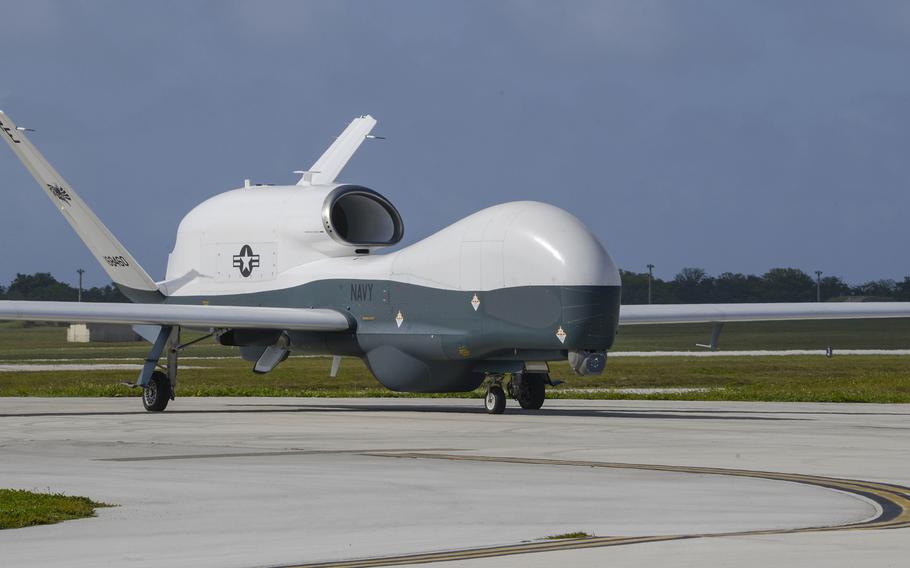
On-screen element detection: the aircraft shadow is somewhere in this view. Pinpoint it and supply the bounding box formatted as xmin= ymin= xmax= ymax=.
xmin=0 ymin=403 xmax=805 ymax=421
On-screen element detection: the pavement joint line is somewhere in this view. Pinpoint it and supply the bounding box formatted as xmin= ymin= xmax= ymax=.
xmin=95 ymin=448 xmax=466 ymax=462
xmin=278 ymin=452 xmax=910 ymax=568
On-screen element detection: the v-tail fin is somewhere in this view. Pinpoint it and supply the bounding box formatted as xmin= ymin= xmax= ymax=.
xmin=0 ymin=111 xmax=162 ymax=302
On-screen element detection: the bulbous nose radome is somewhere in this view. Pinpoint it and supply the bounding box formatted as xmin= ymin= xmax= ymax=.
xmin=501 ymin=202 xmax=620 ymax=288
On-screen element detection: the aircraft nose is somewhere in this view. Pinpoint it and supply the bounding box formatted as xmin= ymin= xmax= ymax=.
xmin=502 ymin=202 xmax=620 ymax=288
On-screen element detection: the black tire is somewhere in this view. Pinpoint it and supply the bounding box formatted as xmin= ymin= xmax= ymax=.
xmin=142 ymin=371 xmax=171 ymax=412
xmin=484 ymin=385 xmax=506 ymax=414
xmin=514 ymin=372 xmax=546 ymax=410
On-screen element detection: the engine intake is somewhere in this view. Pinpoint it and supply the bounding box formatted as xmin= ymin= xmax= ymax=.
xmin=323 ymin=185 xmax=403 ymax=247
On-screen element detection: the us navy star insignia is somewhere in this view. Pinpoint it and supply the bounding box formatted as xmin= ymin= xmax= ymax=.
xmin=232 ymin=244 xmax=260 ymax=277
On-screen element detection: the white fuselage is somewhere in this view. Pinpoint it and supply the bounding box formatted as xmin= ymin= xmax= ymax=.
xmin=162 ymin=184 xmax=621 ymax=298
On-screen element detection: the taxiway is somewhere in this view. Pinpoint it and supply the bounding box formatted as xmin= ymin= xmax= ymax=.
xmin=0 ymin=397 xmax=908 ymax=567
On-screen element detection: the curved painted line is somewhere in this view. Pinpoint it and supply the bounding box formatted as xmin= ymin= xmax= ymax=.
xmin=284 ymin=453 xmax=910 ymax=568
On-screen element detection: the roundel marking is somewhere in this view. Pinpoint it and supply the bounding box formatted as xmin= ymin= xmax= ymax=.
xmin=232 ymin=244 xmax=260 ymax=278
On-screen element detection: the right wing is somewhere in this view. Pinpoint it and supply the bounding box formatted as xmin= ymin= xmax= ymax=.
xmin=619 ymin=302 xmax=910 ymax=325
xmin=0 ymin=301 xmax=351 ymax=331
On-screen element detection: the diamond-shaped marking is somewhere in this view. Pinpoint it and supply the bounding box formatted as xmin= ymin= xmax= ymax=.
xmin=556 ymin=326 xmax=567 ymax=344
xmin=471 ymin=293 xmax=480 ymax=312
xmin=395 ymin=310 xmax=404 ymax=328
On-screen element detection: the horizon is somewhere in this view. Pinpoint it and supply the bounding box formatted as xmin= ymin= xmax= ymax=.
xmin=1 ymin=265 xmax=904 ymax=294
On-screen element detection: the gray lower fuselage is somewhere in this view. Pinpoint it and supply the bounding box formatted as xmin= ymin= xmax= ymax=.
xmin=161 ymin=280 xmax=622 ymax=392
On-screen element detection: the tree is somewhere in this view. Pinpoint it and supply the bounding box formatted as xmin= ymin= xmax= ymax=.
xmin=760 ymin=268 xmax=815 ymax=302
xmin=714 ymin=272 xmax=764 ymax=302
xmin=619 ymin=270 xmax=650 ymax=304
xmin=819 ymin=276 xmax=851 ymax=300
xmin=5 ymin=273 xmax=75 ymax=301
xmin=853 ymin=279 xmax=896 ymax=299
xmin=673 ymin=267 xmax=713 ymax=303
xmin=619 ymin=270 xmax=677 ymax=304
xmin=896 ymin=277 xmax=910 ymax=301
xmin=2 ymin=273 xmax=129 ymax=303
xmin=82 ymin=284 xmax=129 ymax=303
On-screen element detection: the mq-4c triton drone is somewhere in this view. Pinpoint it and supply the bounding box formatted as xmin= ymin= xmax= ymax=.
xmin=2 ymin=112 xmax=909 ymax=413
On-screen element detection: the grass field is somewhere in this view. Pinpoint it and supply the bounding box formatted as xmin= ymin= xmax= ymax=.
xmin=0 ymin=319 xmax=908 ymax=403
xmin=0 ymin=489 xmax=110 ymax=530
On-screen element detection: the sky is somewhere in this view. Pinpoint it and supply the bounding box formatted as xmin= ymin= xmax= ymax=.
xmin=1 ymin=0 xmax=908 ymax=288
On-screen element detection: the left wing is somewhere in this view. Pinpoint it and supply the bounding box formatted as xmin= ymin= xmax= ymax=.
xmin=619 ymin=302 xmax=910 ymax=325
xmin=0 ymin=301 xmax=351 ymax=331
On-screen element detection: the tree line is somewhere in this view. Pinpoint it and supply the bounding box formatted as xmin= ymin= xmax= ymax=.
xmin=0 ymin=273 xmax=128 ymax=302
xmin=621 ymin=267 xmax=910 ymax=304
xmin=0 ymin=269 xmax=908 ymax=305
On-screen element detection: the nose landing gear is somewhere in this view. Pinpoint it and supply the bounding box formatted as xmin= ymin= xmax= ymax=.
xmin=484 ymin=384 xmax=507 ymax=414
xmin=483 ymin=370 xmax=550 ymax=414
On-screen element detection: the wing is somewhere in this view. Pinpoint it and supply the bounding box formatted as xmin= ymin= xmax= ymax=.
xmin=619 ymin=302 xmax=910 ymax=325
xmin=0 ymin=301 xmax=351 ymax=331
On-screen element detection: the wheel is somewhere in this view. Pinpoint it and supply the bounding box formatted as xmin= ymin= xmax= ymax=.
xmin=142 ymin=371 xmax=171 ymax=412
xmin=513 ymin=372 xmax=546 ymax=410
xmin=484 ymin=385 xmax=506 ymax=414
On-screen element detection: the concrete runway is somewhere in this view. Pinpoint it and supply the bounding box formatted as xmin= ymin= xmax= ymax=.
xmin=0 ymin=397 xmax=908 ymax=567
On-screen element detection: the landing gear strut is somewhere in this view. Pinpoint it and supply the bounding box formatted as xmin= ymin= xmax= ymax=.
xmin=130 ymin=326 xmax=214 ymax=412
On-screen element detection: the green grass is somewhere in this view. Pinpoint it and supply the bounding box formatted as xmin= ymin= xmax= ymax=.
xmin=0 ymin=320 xmax=909 ymax=403
xmin=612 ymin=318 xmax=910 ymax=351
xmin=0 ymin=489 xmax=111 ymax=529
xmin=0 ymin=321 xmax=226 ymax=360
xmin=550 ymin=356 xmax=910 ymax=403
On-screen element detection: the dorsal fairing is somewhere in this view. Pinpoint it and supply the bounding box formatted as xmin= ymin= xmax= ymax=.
xmin=165 ymin=183 xmax=403 ymax=286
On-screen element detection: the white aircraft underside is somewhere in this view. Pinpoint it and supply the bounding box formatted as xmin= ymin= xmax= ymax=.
xmin=1 ymin=110 xmax=908 ymax=413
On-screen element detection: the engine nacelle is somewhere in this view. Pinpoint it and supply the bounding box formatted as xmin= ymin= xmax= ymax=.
xmin=164 ymin=184 xmax=403 ymax=285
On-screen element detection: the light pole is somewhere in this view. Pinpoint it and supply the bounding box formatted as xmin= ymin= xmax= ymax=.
xmin=647 ymin=264 xmax=655 ymax=304
xmin=815 ymin=270 xmax=823 ymax=302
xmin=77 ymin=268 xmax=85 ymax=302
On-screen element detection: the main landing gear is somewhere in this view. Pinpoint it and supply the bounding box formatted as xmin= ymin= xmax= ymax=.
xmin=511 ymin=372 xmax=547 ymax=410
xmin=142 ymin=370 xmax=171 ymax=412
xmin=483 ymin=371 xmax=550 ymax=414
xmin=126 ymin=325 xmax=214 ymax=412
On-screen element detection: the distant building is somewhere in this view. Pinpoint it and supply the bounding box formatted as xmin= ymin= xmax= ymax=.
xmin=67 ymin=323 xmax=141 ymax=343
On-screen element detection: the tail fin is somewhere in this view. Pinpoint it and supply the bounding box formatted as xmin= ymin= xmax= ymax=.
xmin=0 ymin=111 xmax=162 ymax=302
